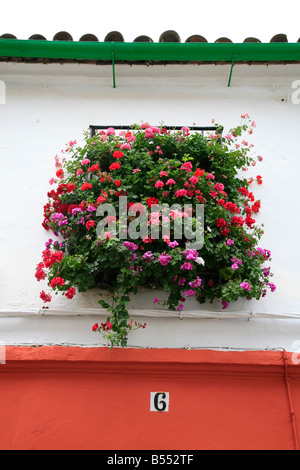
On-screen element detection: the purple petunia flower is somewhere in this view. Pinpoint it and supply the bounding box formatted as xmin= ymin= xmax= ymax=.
xmin=86 ymin=205 xmax=97 ymax=212
xmin=188 ymin=277 xmax=202 ymax=288
xmin=240 ymin=281 xmax=251 ymax=292
xmin=168 ymin=241 xmax=179 ymax=248
xmin=180 ymin=262 xmax=193 ymax=271
xmin=184 ymin=289 xmax=196 ymax=297
xmin=142 ymin=251 xmax=155 ymax=261
xmin=183 ymin=249 xmax=199 ymax=261
xmin=123 ymin=241 xmax=138 ymax=251
xmin=159 ymin=253 xmax=172 ymax=266
xmin=72 ymin=208 xmax=83 ymax=215
xmin=45 ymin=239 xmax=53 ymax=249
xmin=268 ymin=282 xmax=276 ymax=292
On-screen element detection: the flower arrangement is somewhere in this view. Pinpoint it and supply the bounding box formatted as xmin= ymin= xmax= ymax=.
xmin=36 ymin=115 xmax=276 ymax=348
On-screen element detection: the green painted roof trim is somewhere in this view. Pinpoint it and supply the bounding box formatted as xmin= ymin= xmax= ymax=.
xmin=1 ymin=39 xmax=300 ymax=62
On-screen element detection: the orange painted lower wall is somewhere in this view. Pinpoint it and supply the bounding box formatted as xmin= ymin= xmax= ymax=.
xmin=0 ymin=346 xmax=299 ymax=450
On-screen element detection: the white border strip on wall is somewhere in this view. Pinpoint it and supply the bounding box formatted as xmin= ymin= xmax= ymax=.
xmin=0 ymin=308 xmax=299 ymax=320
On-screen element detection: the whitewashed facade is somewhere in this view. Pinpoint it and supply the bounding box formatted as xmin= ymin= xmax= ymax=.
xmin=0 ymin=61 xmax=300 ymax=351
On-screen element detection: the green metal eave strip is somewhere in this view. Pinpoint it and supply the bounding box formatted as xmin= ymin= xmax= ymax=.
xmin=1 ymin=39 xmax=300 ymax=62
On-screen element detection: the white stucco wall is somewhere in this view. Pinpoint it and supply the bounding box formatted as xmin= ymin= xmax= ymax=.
xmin=0 ymin=61 xmax=300 ymax=350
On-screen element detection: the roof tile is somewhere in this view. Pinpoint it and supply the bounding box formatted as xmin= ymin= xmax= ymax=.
xmin=0 ymin=30 xmax=296 ymax=43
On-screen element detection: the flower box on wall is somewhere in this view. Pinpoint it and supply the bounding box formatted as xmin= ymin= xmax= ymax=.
xmin=36 ymin=116 xmax=276 ymax=347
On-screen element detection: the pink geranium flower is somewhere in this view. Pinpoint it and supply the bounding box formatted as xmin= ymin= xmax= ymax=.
xmin=155 ymin=180 xmax=164 ymax=188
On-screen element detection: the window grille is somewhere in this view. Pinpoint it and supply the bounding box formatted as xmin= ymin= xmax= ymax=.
xmin=89 ymin=125 xmax=223 ymax=143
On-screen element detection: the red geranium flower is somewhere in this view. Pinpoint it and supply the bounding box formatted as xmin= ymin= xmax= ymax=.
xmin=86 ymin=220 xmax=96 ymax=231
xmin=146 ymin=197 xmax=159 ymax=208
xmin=40 ymin=290 xmax=52 ymax=303
xmin=216 ymin=217 xmax=228 ymax=228
xmin=97 ymin=196 xmax=107 ymax=205
xmin=50 ymin=277 xmax=65 ymax=288
xmin=81 ymin=182 xmax=93 ymax=191
xmin=65 ymin=287 xmax=76 ymax=299
xmin=195 ymin=168 xmax=205 ymax=177
xmin=56 ymin=169 xmax=64 ymax=178
xmin=109 ymin=162 xmax=121 ymax=171
xmin=66 ymin=183 xmax=76 ymax=193
xmin=113 ymin=150 xmax=124 ymax=159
